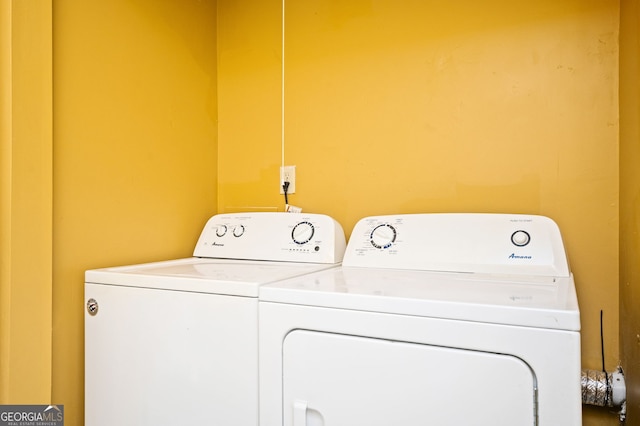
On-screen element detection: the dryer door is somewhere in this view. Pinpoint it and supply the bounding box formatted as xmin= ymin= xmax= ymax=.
xmin=283 ymin=330 xmax=537 ymax=426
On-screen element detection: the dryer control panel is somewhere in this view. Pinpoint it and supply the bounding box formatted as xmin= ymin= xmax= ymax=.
xmin=344 ymin=213 xmax=569 ymax=277
xmin=194 ymin=212 xmax=346 ymax=264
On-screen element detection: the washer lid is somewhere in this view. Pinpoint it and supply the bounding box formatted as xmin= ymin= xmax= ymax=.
xmin=259 ymin=266 xmax=580 ymax=331
xmin=86 ymin=257 xmax=339 ymax=297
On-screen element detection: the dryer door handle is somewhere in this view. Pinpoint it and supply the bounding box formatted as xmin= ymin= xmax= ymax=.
xmin=293 ymin=399 xmax=308 ymax=426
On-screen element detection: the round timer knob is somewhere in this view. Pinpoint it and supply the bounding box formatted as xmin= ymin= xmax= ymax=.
xmin=292 ymin=221 xmax=315 ymax=245
xmin=511 ymin=230 xmax=531 ymax=247
xmin=215 ymin=225 xmax=228 ymax=237
xmin=233 ymin=225 xmax=245 ymax=237
xmin=370 ymin=224 xmax=397 ymax=249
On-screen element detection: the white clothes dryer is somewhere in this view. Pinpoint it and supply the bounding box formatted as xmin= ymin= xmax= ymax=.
xmin=85 ymin=212 xmax=345 ymax=426
xmin=259 ymin=213 xmax=581 ymax=426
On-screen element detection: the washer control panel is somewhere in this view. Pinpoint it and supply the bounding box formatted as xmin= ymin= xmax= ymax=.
xmin=344 ymin=213 xmax=570 ymax=277
xmin=194 ymin=212 xmax=346 ymax=264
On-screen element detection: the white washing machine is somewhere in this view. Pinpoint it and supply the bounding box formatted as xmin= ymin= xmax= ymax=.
xmin=259 ymin=213 xmax=581 ymax=426
xmin=85 ymin=212 xmax=345 ymax=426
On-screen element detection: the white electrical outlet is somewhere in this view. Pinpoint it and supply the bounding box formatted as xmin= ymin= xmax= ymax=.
xmin=280 ymin=165 xmax=296 ymax=194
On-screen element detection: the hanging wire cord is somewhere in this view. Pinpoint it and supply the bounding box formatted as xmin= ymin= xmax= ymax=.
xmin=280 ymin=0 xmax=286 ymax=188
xmin=600 ymin=309 xmax=611 ymax=407
xmin=283 ymin=181 xmax=290 ymax=205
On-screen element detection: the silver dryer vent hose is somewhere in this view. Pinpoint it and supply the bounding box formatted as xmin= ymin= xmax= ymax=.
xmin=581 ymin=368 xmax=626 ymax=408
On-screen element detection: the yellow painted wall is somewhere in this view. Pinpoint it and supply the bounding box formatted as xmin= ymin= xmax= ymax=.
xmin=218 ymin=1 xmax=620 ymax=424
xmin=620 ymin=0 xmax=640 ymax=422
xmin=52 ymin=1 xmax=217 ymax=425
xmin=0 ymin=0 xmax=53 ymax=404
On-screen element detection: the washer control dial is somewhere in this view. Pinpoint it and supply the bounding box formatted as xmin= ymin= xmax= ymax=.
xmin=511 ymin=230 xmax=531 ymax=247
xmin=233 ymin=225 xmax=245 ymax=237
xmin=215 ymin=225 xmax=228 ymax=237
xmin=292 ymin=221 xmax=315 ymax=245
xmin=370 ymin=224 xmax=397 ymax=249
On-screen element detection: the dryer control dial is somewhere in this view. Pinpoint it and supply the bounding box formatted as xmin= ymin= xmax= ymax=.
xmin=292 ymin=221 xmax=315 ymax=245
xmin=370 ymin=224 xmax=397 ymax=249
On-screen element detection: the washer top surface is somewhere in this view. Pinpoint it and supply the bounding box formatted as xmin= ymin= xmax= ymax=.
xmin=260 ymin=213 xmax=580 ymax=330
xmin=85 ymin=212 xmax=347 ymax=297
xmin=86 ymin=257 xmax=340 ymax=297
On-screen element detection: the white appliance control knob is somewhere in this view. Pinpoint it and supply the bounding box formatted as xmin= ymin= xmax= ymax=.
xmin=233 ymin=225 xmax=245 ymax=237
xmin=292 ymin=221 xmax=315 ymax=245
xmin=215 ymin=225 xmax=228 ymax=237
xmin=370 ymin=224 xmax=397 ymax=249
xmin=511 ymin=230 xmax=531 ymax=247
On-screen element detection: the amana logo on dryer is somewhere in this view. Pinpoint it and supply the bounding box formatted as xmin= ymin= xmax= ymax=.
xmin=509 ymin=253 xmax=532 ymax=259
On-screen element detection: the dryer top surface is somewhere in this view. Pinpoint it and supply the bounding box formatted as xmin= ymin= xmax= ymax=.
xmin=259 ymin=266 xmax=580 ymax=330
